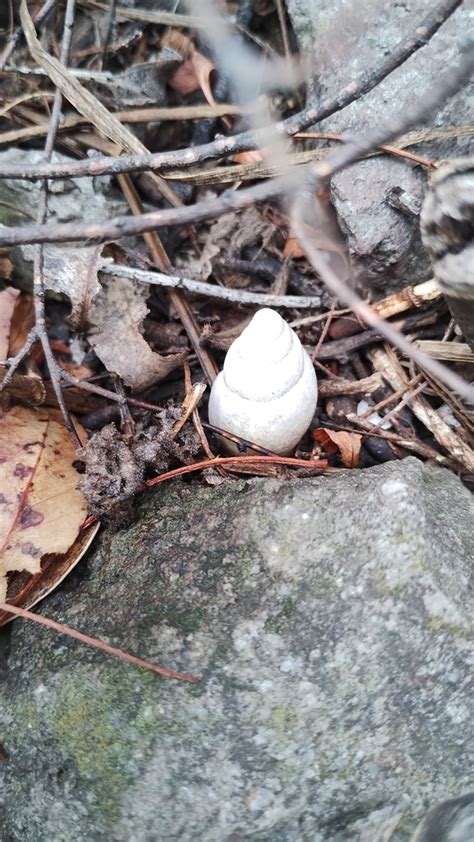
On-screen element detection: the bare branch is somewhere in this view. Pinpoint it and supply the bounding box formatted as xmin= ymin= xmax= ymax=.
xmin=290 ymin=200 xmax=474 ymax=404
xmin=0 ymin=0 xmax=463 ymax=183
xmin=0 ymin=0 xmax=57 ymax=71
xmin=2 ymin=0 xmax=82 ymax=446
xmin=100 ymin=263 xmax=321 ymax=308
xmin=1 ymin=42 xmax=472 ymax=249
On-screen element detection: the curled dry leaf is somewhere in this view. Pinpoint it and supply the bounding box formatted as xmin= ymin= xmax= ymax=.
xmin=182 ymin=206 xmax=273 ymax=281
xmin=7 ymin=291 xmax=35 ymax=357
xmin=0 ymin=520 xmax=99 ymax=627
xmin=283 ymin=235 xmax=305 ymax=259
xmin=0 ymin=406 xmax=91 ymax=607
xmin=89 ymin=275 xmax=186 ymax=392
xmin=0 ymin=248 xmax=14 ymax=284
xmin=164 ymin=30 xmax=216 ymax=105
xmin=0 ymin=290 xmax=44 ymax=408
xmin=20 ymin=243 xmax=111 ymax=329
xmin=313 ymin=427 xmax=362 ymax=468
xmin=233 ymin=150 xmax=264 ymax=165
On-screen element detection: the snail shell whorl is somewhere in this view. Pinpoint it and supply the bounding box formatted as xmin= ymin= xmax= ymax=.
xmin=208 ymin=308 xmax=318 ymax=454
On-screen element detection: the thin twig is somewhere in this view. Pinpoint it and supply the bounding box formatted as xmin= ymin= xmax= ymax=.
xmin=2 ymin=0 xmax=82 ymax=443
xmin=291 ymin=206 xmax=474 ymax=402
xmin=2 ymin=42 xmax=472 ymax=249
xmin=0 ymin=104 xmax=245 ymax=147
xmin=346 ymin=415 xmax=454 ymax=467
xmin=80 ymin=0 xmax=209 ymax=28
xmin=312 ymin=300 xmax=337 ymax=360
xmin=116 ymin=174 xmax=219 ymax=385
xmin=362 ymin=374 xmax=424 ymax=418
xmin=367 ymin=346 xmax=474 ymax=470
xmin=0 ymin=0 xmax=463 ymax=183
xmin=275 ymin=0 xmax=292 ymax=62
xmin=100 ymin=263 xmax=322 ymax=308
xmin=372 ymin=380 xmax=428 ymax=429
xmin=143 ymin=455 xmax=330 ymax=491
xmin=318 ymin=373 xmax=383 ymax=397
xmin=0 ymin=603 xmax=200 ymax=682
xmin=98 ymin=0 xmax=117 ymax=69
xmin=0 ymin=0 xmax=57 ymax=71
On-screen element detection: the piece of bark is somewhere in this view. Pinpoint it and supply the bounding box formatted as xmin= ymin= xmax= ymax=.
xmin=421 ymin=158 xmax=474 ymax=351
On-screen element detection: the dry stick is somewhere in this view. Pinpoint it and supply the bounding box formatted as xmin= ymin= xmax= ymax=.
xmin=415 ymin=340 xmax=474 ymax=363
xmin=291 ymin=212 xmax=474 ymax=403
xmin=181 ymin=361 xmax=216 ymax=460
xmin=3 ymin=41 xmax=473 ymax=250
xmin=0 ymin=0 xmax=462 ymax=183
xmin=0 ymin=0 xmax=57 ymax=71
xmin=296 ymin=131 xmax=436 ymax=169
xmin=372 ymin=380 xmax=428 ymax=430
xmin=116 ymin=175 xmax=219 ymax=385
xmin=361 ymin=373 xmax=424 ymax=418
xmin=367 ymin=346 xmax=474 ymax=470
xmin=0 ymin=603 xmax=200 ymax=682
xmin=80 ymin=0 xmax=208 ymax=28
xmin=287 ymin=45 xmax=474 ymax=405
xmin=318 ymin=373 xmax=383 ymax=397
xmin=98 ymin=0 xmax=117 ymax=69
xmin=18 ymin=0 xmax=181 ymax=211
xmin=275 ymin=0 xmax=291 ymax=62
xmin=0 ymin=104 xmax=244 ymax=146
xmin=5 ymin=0 xmax=81 ymax=444
xmin=100 ymin=263 xmax=322 ymax=308
xmin=312 ymin=300 xmax=337 ymax=361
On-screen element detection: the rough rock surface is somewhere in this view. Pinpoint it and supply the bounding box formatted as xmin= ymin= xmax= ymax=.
xmin=0 ymin=458 xmax=472 ymax=841
xmin=286 ymin=0 xmax=473 ymax=292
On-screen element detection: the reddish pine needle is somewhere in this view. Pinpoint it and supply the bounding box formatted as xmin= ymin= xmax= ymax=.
xmin=143 ymin=455 xmax=329 ymax=490
xmin=79 ymin=455 xmax=329 ymax=530
xmin=0 ymin=602 xmax=200 ymax=683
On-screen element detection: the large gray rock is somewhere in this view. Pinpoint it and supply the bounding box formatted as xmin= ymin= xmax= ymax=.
xmin=0 ymin=458 xmax=472 ymax=841
xmin=287 ymin=0 xmax=473 ymax=292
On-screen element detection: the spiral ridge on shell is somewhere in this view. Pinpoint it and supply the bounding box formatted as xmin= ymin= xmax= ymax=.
xmin=208 ymin=308 xmax=318 ymax=454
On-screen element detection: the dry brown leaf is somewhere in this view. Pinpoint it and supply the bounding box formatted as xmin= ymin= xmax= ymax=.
xmin=18 ymin=243 xmax=111 ymax=328
xmin=0 ymin=288 xmax=20 ymax=360
xmin=0 ymin=406 xmax=88 ymax=603
xmin=170 ymin=51 xmax=216 ymax=103
xmin=233 ymin=150 xmax=264 ymax=165
xmin=89 ymin=275 xmax=185 ymax=392
xmin=164 ymin=30 xmax=216 ymax=105
xmin=283 ymin=236 xmax=305 ymax=259
xmin=7 ymin=291 xmax=35 ymax=357
xmin=313 ymin=427 xmax=362 ymax=468
xmin=0 ymin=520 xmax=99 ymax=626
xmin=46 ymin=244 xmax=110 ymax=329
xmin=0 ymin=248 xmax=14 ymax=284
xmin=181 ymin=206 xmax=273 ymax=281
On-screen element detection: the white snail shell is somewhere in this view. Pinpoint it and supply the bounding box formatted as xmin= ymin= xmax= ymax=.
xmin=208 ymin=308 xmax=318 ymax=454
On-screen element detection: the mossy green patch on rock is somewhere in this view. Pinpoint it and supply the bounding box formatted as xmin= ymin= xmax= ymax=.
xmin=270 ymin=704 xmax=298 ymax=741
xmin=49 ymin=666 xmax=167 ymax=825
xmin=1 ymin=459 xmax=473 ymax=841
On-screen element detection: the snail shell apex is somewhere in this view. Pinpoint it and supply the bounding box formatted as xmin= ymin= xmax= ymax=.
xmin=208 ymin=308 xmax=318 ymax=454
